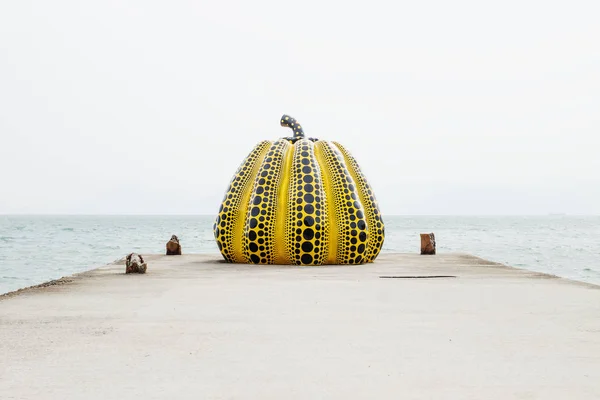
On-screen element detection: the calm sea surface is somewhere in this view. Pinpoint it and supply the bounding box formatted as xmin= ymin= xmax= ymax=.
xmin=1 ymin=215 xmax=599 ymax=294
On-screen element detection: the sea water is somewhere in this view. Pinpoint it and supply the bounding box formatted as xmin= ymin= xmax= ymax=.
xmin=1 ymin=215 xmax=598 ymax=294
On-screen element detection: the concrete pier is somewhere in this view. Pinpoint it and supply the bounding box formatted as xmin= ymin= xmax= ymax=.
xmin=1 ymin=253 xmax=599 ymax=399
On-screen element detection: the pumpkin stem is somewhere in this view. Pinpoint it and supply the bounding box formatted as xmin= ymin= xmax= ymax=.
xmin=280 ymin=114 xmax=305 ymax=140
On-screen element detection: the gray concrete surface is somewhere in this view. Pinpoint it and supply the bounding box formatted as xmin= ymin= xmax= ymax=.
xmin=1 ymin=253 xmax=599 ymax=399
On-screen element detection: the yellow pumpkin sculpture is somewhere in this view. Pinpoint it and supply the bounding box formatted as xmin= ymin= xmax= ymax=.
xmin=214 ymin=115 xmax=385 ymax=265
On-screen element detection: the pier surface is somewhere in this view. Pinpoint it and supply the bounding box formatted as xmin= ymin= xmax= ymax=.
xmin=1 ymin=253 xmax=599 ymax=399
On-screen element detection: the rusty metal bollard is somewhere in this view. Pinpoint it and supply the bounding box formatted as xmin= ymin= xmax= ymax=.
xmin=420 ymin=233 xmax=436 ymax=255
xmin=166 ymin=235 xmax=182 ymax=255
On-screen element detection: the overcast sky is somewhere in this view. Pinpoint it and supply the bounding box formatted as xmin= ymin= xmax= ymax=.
xmin=0 ymin=0 xmax=598 ymax=215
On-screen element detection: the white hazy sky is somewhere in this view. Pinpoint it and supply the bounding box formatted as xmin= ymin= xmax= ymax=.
xmin=1 ymin=0 xmax=599 ymax=215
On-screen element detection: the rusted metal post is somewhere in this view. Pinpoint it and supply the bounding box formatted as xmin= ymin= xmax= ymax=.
xmin=420 ymin=233 xmax=436 ymax=255
xmin=166 ymin=235 xmax=182 ymax=255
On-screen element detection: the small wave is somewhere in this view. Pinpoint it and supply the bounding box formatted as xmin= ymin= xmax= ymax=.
xmin=61 ymin=227 xmax=75 ymax=232
xmin=93 ymin=245 xmax=121 ymax=250
xmin=0 ymin=236 xmax=14 ymax=242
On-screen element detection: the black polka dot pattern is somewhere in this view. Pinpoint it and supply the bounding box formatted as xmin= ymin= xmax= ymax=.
xmin=214 ymin=115 xmax=385 ymax=266
xmin=333 ymin=142 xmax=385 ymax=262
xmin=285 ymin=139 xmax=328 ymax=265
xmin=213 ymin=141 xmax=271 ymax=262
xmin=315 ymin=141 xmax=369 ymax=265
xmin=243 ymin=139 xmax=289 ymax=264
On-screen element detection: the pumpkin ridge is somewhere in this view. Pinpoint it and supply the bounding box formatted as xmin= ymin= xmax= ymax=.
xmin=214 ymin=140 xmax=271 ymax=262
xmin=273 ymin=141 xmax=294 ymax=264
xmin=287 ymin=139 xmax=328 ymax=265
xmin=243 ymin=139 xmax=288 ymax=264
xmin=314 ymin=142 xmax=338 ymax=264
xmin=318 ymin=142 xmax=369 ymax=264
xmin=333 ymin=142 xmax=385 ymax=262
